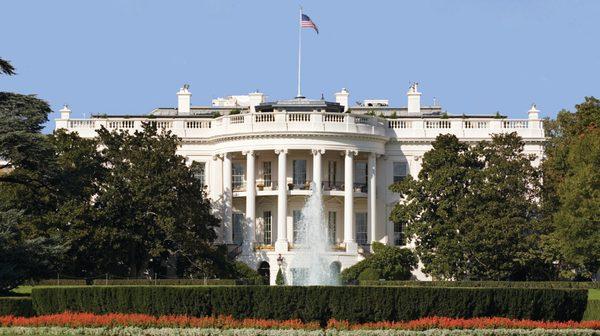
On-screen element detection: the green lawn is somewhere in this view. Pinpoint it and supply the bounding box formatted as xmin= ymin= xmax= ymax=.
xmin=10 ymin=286 xmax=32 ymax=295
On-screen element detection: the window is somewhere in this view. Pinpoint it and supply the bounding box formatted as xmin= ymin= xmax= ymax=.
xmin=354 ymin=161 xmax=368 ymax=191
xmin=293 ymin=160 xmax=307 ymax=186
xmin=356 ymin=212 xmax=367 ymax=245
xmin=394 ymin=222 xmax=404 ymax=246
xmin=393 ymin=162 xmax=408 ymax=183
xmin=232 ymin=213 xmax=244 ymax=244
xmin=263 ymin=211 xmax=272 ymax=244
xmin=328 ymin=161 xmax=337 ymax=188
xmin=232 ymin=162 xmax=245 ymax=190
xmin=263 ymin=161 xmax=272 ymax=188
xmin=328 ymin=211 xmax=337 ymax=244
xmin=191 ymin=162 xmax=206 ymax=187
xmin=293 ymin=210 xmax=304 ymax=244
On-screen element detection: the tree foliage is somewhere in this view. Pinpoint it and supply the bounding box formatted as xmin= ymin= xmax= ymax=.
xmin=1 ymin=91 xmax=225 ymax=287
xmin=390 ymin=133 xmax=549 ymax=280
xmin=542 ymin=97 xmax=600 ymax=280
xmin=0 ymin=58 xmax=16 ymax=76
xmin=55 ymin=124 xmax=222 ymax=278
xmin=0 ymin=210 xmax=63 ymax=294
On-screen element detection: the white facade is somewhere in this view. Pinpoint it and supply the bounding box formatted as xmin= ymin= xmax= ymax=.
xmin=55 ymin=84 xmax=545 ymax=284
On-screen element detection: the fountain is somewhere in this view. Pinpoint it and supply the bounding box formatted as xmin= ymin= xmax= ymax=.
xmin=288 ymin=183 xmax=339 ymax=285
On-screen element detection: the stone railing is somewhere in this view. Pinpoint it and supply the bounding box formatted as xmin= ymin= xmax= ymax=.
xmin=56 ymin=112 xmax=544 ymax=140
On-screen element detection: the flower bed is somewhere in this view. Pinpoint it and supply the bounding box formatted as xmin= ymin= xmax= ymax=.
xmin=0 ymin=327 xmax=599 ymax=335
xmin=0 ymin=313 xmax=598 ymax=330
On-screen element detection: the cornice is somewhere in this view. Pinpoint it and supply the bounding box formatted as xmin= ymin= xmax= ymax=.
xmin=180 ymin=131 xmax=390 ymax=145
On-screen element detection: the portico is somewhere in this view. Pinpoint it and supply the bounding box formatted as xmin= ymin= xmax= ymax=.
xmin=215 ymin=147 xmax=381 ymax=254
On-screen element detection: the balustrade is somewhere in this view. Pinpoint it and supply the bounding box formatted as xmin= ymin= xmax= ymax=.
xmin=287 ymin=113 xmax=310 ymax=122
xmin=425 ymin=120 xmax=451 ymax=129
xmin=64 ymin=111 xmax=542 ymax=139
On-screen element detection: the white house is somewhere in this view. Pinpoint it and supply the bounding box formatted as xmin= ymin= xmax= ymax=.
xmin=55 ymin=84 xmax=545 ymax=284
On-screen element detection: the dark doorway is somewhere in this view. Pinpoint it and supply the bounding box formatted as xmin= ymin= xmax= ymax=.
xmin=258 ymin=261 xmax=270 ymax=285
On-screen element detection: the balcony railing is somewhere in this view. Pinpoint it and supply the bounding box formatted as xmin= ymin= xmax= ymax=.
xmin=58 ymin=112 xmax=543 ymax=140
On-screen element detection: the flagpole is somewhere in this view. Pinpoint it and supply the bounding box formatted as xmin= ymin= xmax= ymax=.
xmin=297 ymin=6 xmax=302 ymax=98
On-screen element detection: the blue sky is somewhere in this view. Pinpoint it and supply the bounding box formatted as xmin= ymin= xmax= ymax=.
xmin=1 ymin=0 xmax=598 ymax=131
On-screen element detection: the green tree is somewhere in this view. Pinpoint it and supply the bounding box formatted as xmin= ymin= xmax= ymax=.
xmin=542 ymin=97 xmax=600 ymax=280
xmin=0 ymin=210 xmax=63 ymax=293
xmin=390 ymin=133 xmax=549 ymax=280
xmin=88 ymin=123 xmax=220 ymax=277
xmin=0 ymin=92 xmax=65 ymax=289
xmin=341 ymin=242 xmax=417 ymax=282
xmin=0 ymin=58 xmax=16 ymax=76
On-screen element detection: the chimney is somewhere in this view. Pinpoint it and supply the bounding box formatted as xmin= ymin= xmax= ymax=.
xmin=528 ymin=103 xmax=540 ymax=119
xmin=59 ymin=104 xmax=71 ymax=119
xmin=335 ymin=88 xmax=350 ymax=112
xmin=407 ymin=83 xmax=421 ymax=114
xmin=528 ymin=103 xmax=541 ymax=129
xmin=177 ymin=84 xmax=192 ymax=114
xmin=248 ymin=91 xmax=266 ymax=113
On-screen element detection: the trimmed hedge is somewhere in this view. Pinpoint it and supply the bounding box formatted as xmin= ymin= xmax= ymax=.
xmin=0 ymin=297 xmax=34 ymax=317
xmin=583 ymin=300 xmax=600 ymax=321
xmin=31 ymin=286 xmax=588 ymax=323
xmin=359 ymin=281 xmax=600 ymax=289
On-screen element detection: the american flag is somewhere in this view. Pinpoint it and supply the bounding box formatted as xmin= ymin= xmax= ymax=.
xmin=301 ymin=13 xmax=319 ymax=34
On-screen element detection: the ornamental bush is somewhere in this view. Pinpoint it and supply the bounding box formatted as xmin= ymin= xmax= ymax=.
xmin=341 ymin=243 xmax=417 ymax=283
xmin=30 ymin=286 xmax=587 ymax=323
xmin=0 ymin=297 xmax=34 ymax=317
xmin=358 ymin=268 xmax=380 ymax=281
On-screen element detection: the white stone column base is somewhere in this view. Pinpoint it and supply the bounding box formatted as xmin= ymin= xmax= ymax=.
xmin=275 ymin=240 xmax=288 ymax=253
xmin=345 ymin=242 xmax=358 ymax=254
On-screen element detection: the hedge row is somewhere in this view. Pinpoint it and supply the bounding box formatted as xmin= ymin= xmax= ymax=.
xmin=359 ymin=281 xmax=600 ymax=289
xmin=31 ymin=286 xmax=588 ymax=323
xmin=0 ymin=298 xmax=34 ymax=317
xmin=0 ymin=328 xmax=599 ymax=336
xmin=583 ymin=300 xmax=600 ymax=321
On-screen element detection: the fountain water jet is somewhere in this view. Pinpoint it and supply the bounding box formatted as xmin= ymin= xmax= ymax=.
xmin=288 ymin=183 xmax=339 ymax=285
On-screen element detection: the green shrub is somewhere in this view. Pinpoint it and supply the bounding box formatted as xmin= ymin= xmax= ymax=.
xmin=342 ymin=243 xmax=417 ymax=283
xmin=233 ymin=262 xmax=266 ymax=285
xmin=0 ymin=297 xmax=34 ymax=317
xmin=358 ymin=280 xmax=600 ymax=289
xmin=276 ymin=269 xmax=285 ymax=286
xmin=31 ymin=286 xmax=587 ymax=323
xmin=583 ymin=300 xmax=600 ymax=321
xmin=358 ymin=268 xmax=380 ymax=281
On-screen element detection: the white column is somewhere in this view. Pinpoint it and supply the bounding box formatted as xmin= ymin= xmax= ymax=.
xmin=275 ymin=149 xmax=288 ymax=252
xmin=368 ymin=153 xmax=377 ymax=245
xmin=222 ymin=153 xmax=233 ymax=244
xmin=344 ymin=150 xmax=357 ymax=253
xmin=244 ymin=150 xmax=256 ymax=250
xmin=311 ymin=149 xmax=324 ymax=194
